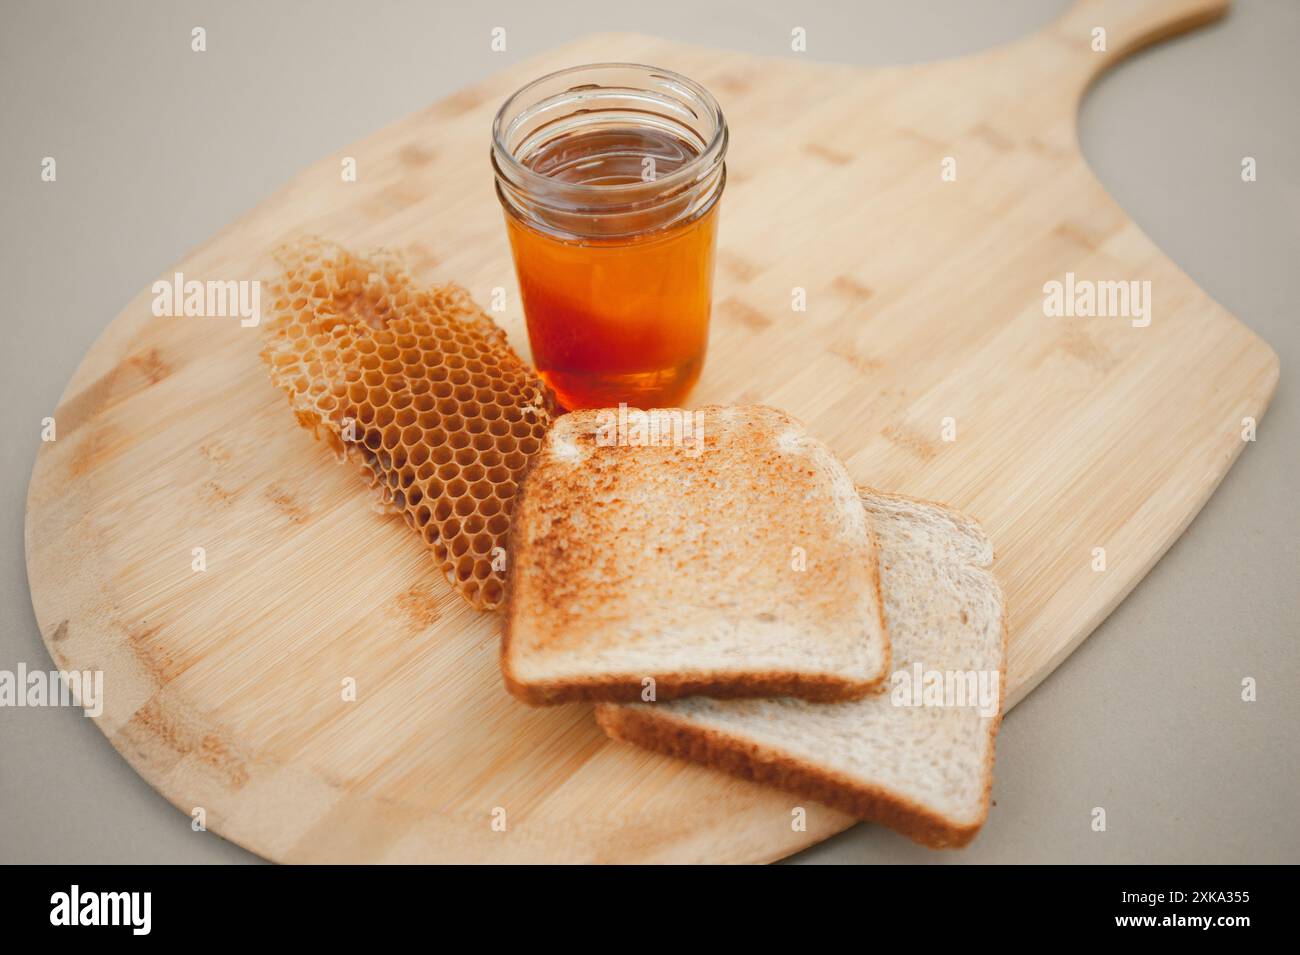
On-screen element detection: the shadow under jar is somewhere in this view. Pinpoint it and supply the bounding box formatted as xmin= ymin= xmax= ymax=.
xmin=492 ymin=63 xmax=728 ymax=410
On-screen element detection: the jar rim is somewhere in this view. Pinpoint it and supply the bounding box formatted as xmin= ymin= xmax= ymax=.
xmin=491 ymin=62 xmax=728 ymax=200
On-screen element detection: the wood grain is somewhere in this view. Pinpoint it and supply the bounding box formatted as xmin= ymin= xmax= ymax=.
xmin=25 ymin=0 xmax=1276 ymax=862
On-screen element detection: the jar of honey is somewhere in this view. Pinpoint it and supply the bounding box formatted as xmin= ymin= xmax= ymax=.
xmin=492 ymin=63 xmax=728 ymax=410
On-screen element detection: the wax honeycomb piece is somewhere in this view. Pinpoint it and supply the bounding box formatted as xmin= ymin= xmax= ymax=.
xmin=259 ymin=238 xmax=557 ymax=610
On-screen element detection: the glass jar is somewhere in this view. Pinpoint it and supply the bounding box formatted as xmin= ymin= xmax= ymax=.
xmin=492 ymin=63 xmax=728 ymax=410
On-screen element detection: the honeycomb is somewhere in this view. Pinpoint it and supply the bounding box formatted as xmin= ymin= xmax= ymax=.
xmin=259 ymin=237 xmax=557 ymax=610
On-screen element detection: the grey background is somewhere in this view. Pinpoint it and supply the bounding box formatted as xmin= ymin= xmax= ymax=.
xmin=1 ymin=0 xmax=1295 ymax=864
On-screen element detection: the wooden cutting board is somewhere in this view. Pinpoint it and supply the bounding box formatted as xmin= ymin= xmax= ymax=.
xmin=26 ymin=0 xmax=1277 ymax=863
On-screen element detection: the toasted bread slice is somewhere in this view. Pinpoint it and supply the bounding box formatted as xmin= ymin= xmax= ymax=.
xmin=596 ymin=490 xmax=1007 ymax=849
xmin=502 ymin=405 xmax=890 ymax=705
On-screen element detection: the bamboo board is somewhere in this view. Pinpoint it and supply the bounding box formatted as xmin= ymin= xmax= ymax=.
xmin=25 ymin=0 xmax=1277 ymax=862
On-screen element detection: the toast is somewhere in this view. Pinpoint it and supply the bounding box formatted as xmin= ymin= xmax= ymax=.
xmin=596 ymin=490 xmax=1007 ymax=848
xmin=502 ymin=405 xmax=890 ymax=705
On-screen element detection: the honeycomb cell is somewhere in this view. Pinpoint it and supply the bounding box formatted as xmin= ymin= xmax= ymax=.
xmin=259 ymin=237 xmax=557 ymax=610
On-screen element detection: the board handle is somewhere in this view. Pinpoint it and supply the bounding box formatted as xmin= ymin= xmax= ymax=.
xmin=1043 ymin=0 xmax=1230 ymax=98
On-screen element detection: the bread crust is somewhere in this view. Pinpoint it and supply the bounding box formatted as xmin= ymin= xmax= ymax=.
xmin=502 ymin=667 xmax=883 ymax=706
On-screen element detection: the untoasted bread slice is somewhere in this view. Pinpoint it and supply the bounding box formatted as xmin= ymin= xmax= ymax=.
xmin=596 ymin=490 xmax=1007 ymax=849
xmin=502 ymin=405 xmax=890 ymax=705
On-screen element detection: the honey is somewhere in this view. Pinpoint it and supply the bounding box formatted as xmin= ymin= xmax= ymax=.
xmin=504 ymin=127 xmax=718 ymax=408
xmin=493 ymin=65 xmax=728 ymax=410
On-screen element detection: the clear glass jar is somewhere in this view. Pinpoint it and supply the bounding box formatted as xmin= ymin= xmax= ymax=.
xmin=492 ymin=63 xmax=728 ymax=410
